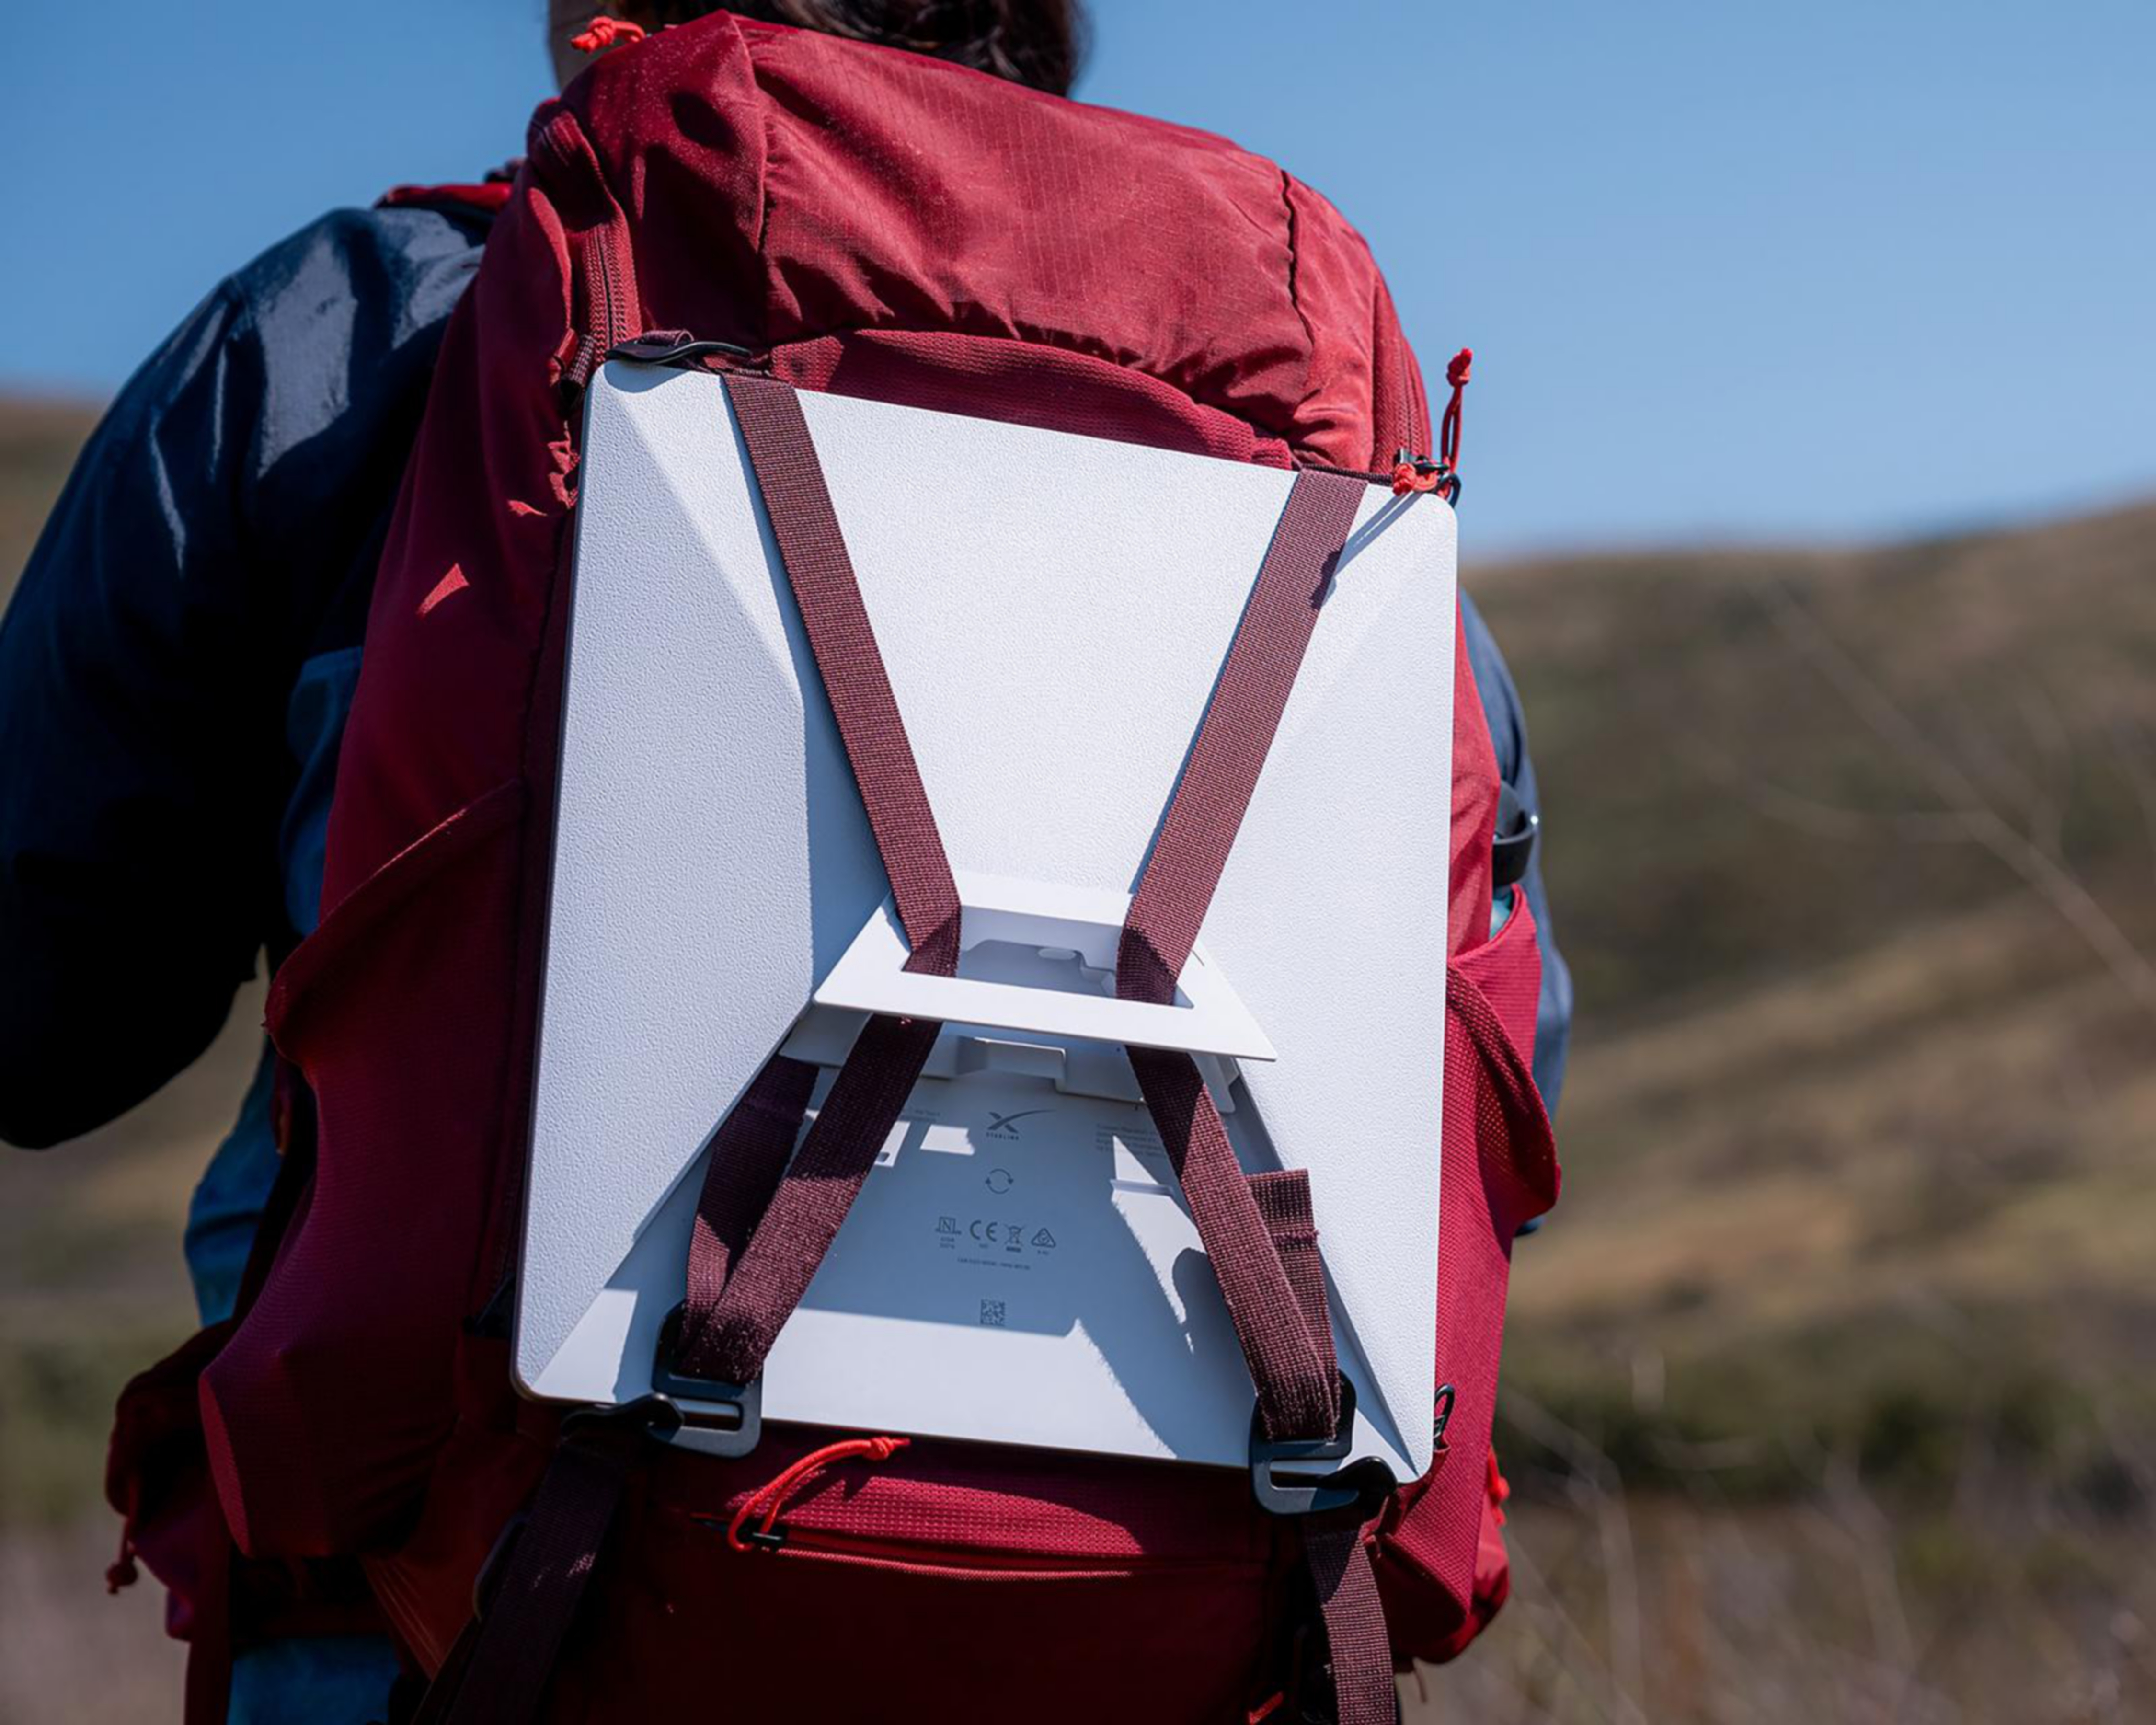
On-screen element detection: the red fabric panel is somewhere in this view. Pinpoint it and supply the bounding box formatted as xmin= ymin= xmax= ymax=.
xmin=542 ymin=1516 xmax=1273 ymax=1724
xmin=1369 ymin=274 xmax=1432 ymax=472
xmin=556 ymin=11 xmax=1401 ymax=467
xmin=771 ymin=329 xmax=1297 ymax=467
xmin=532 ymin=18 xmax=768 ymax=352
xmin=543 ymin=1429 xmax=1276 ymax=1723
xmin=204 ymin=786 xmax=526 ymax=1555
xmin=1281 ymin=173 xmax=1382 ymax=469
xmin=106 ymin=1323 xmax=235 ymax=1644
xmin=1448 ymin=613 xmax=1502 ymax=958
xmin=1371 ymin=899 xmax=1558 ymax=1656
xmin=322 ymin=172 xmax=578 ymax=898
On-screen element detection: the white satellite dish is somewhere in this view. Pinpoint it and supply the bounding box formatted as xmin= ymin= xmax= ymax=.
xmin=515 ymin=363 xmax=1457 ymax=1482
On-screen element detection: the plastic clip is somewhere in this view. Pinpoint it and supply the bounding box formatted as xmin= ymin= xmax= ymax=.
xmin=1249 ymin=1378 xmax=1397 ymax=1517
xmin=637 ymin=1304 xmax=764 ymax=1459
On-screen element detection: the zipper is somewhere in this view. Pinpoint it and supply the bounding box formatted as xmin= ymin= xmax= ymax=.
xmin=684 ymin=1513 xmax=1249 ymax=1578
xmin=564 ymin=224 xmax=635 ymax=390
xmin=530 ymin=110 xmax=640 ymax=392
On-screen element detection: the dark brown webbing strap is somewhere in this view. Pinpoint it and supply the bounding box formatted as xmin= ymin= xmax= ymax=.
xmin=684 ymin=1012 xmax=941 ymax=1381
xmin=436 ymin=1422 xmax=640 ymax=1725
xmin=675 ymin=1051 xmax=819 ymax=1370
xmin=1253 ymin=1168 xmax=1398 ymax=1725
xmin=432 ymin=376 xmax=975 ymax=1720
xmin=722 ymin=371 xmax=962 ymax=977
xmin=1117 ymin=470 xmax=1364 ymax=1445
xmin=1248 ymin=1168 xmax=1330 ymax=1357
xmin=673 ymin=373 xmax=963 ymax=1387
xmin=1114 ymin=472 xmax=1398 ymax=1725
xmin=1115 ymin=469 xmax=1366 ymax=1006
xmin=1124 ymin=1048 xmax=1338 ymax=1438
xmin=1301 ymin=1515 xmax=1399 ymax=1725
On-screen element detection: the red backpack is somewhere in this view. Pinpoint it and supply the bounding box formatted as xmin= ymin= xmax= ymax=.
xmin=160 ymin=15 xmax=1556 ymax=1720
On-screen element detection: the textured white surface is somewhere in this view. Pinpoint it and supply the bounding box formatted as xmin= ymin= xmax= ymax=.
xmin=519 ymin=366 xmax=1457 ymax=1475
xmin=814 ymin=870 xmax=1276 ymax=1062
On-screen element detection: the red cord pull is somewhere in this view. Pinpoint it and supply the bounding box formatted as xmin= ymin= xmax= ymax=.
xmin=570 ymin=14 xmax=647 ymax=53
xmin=1390 ymin=345 xmax=1473 ymax=496
xmin=727 ymin=1435 xmax=908 ymax=1552
xmin=1389 ymin=458 xmax=1446 ymax=496
xmin=1438 ymin=346 xmax=1472 ymax=471
xmin=1486 ymin=1446 xmax=1512 ymax=1528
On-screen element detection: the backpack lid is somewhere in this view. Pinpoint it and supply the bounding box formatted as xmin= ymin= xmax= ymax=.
xmin=516 ymin=363 xmax=1457 ymax=1481
xmin=552 ymin=11 xmax=1423 ymax=470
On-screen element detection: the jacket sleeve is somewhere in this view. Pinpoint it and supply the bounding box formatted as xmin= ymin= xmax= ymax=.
xmin=1461 ymin=588 xmax=1574 ymax=1112
xmin=0 ymin=207 xmax=485 ymax=1150
xmin=0 ymin=282 xmax=287 ymax=1148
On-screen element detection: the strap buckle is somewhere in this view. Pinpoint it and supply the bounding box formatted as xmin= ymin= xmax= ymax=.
xmin=1391 ymin=448 xmax=1463 ymax=506
xmin=1249 ymin=1377 xmax=1397 ymax=1518
xmin=627 ymin=1304 xmax=764 ymax=1459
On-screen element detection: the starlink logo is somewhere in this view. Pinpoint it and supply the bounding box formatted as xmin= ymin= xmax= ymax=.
xmin=985 ymin=1108 xmax=1051 ymax=1140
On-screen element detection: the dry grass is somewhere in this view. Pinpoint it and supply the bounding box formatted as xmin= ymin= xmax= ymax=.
xmin=1438 ymin=500 xmax=2156 ymax=1721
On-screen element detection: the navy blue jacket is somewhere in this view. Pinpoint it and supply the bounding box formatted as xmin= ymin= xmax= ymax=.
xmin=0 ymin=205 xmax=490 ymax=1156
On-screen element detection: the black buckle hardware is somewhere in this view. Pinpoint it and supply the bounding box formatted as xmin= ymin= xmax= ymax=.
xmin=1250 ymin=1378 xmax=1397 ymax=1517
xmin=1431 ymin=1383 xmax=1456 ymax=1456
xmin=1491 ymin=782 xmax=1539 ymax=893
xmin=638 ymin=1304 xmax=764 ymax=1459
xmin=608 ymin=332 xmax=760 ymax=370
xmin=1392 ymin=447 xmax=1463 ymax=507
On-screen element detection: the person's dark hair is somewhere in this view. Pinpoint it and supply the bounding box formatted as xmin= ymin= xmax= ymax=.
xmin=640 ymin=1 xmax=1087 ymax=96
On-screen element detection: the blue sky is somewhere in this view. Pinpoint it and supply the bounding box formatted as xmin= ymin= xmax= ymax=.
xmin=3 ymin=0 xmax=2149 ymax=553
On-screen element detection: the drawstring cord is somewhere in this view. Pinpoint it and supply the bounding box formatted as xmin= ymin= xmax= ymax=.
xmin=1390 ymin=345 xmax=1474 ymax=499
xmin=1487 ymin=1446 xmax=1512 ymax=1528
xmin=570 ymin=15 xmax=647 ymax=54
xmin=105 ymin=1531 xmax=140 ymax=1595
xmin=105 ymin=1477 xmax=142 ymax=1593
xmin=726 ymin=1435 xmax=908 ymax=1553
xmin=1437 ymin=345 xmax=1472 ymax=472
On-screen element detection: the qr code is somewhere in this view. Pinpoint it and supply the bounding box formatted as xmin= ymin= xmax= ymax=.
xmin=978 ymin=1300 xmax=1007 ymax=1328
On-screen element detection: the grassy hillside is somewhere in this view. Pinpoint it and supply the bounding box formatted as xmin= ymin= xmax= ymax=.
xmin=1475 ymin=504 xmax=2156 ymax=1433
xmin=1466 ymin=505 xmax=2156 ymax=1721
xmin=1 ymin=394 xmax=2150 ymax=1721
